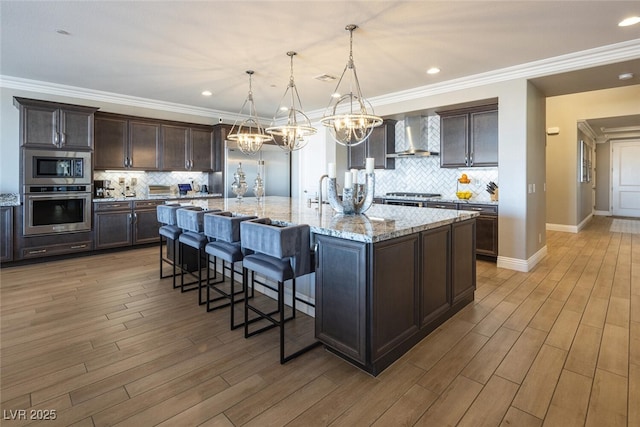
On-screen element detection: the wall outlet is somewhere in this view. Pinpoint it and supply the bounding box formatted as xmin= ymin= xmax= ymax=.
xmin=118 ymin=177 xmax=125 ymax=186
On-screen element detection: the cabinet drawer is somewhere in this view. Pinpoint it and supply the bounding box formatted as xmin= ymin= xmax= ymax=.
xmin=459 ymin=204 xmax=498 ymax=215
xmin=22 ymin=241 xmax=92 ymax=258
xmin=94 ymin=201 xmax=132 ymax=211
xmin=134 ymin=200 xmax=164 ymax=210
xmin=426 ymin=201 xmax=458 ymax=210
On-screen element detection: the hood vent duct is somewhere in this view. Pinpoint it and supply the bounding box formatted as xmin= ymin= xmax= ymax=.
xmin=387 ymin=116 xmax=438 ymax=157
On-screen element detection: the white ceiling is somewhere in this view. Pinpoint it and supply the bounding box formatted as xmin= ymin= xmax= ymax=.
xmin=1 ymin=0 xmax=639 ymax=129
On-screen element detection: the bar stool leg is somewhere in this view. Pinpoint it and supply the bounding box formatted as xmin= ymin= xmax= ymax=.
xmin=279 ymin=279 xmax=285 ymax=364
xmin=172 ymin=238 xmax=179 ymax=289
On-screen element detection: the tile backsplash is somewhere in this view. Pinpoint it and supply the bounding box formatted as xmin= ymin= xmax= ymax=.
xmin=374 ymin=116 xmax=499 ymax=201
xmin=94 ymin=170 xmax=211 ymax=197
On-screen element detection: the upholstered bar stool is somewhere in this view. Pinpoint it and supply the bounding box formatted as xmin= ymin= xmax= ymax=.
xmin=157 ymin=203 xmax=183 ymax=288
xmin=176 ymin=207 xmax=220 ymax=303
xmin=240 ymin=218 xmax=321 ymax=364
xmin=203 ymin=211 xmax=257 ymax=328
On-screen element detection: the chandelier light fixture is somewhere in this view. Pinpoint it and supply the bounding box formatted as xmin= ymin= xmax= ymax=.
xmin=227 ymin=70 xmax=273 ymax=155
xmin=266 ymin=51 xmax=316 ymax=151
xmin=320 ymin=24 xmax=383 ymax=147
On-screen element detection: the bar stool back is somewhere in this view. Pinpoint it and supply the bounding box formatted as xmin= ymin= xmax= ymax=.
xmin=176 ymin=207 xmax=220 ymax=303
xmin=157 ymin=204 xmax=182 ymax=288
xmin=240 ymin=218 xmax=320 ymax=363
xmin=204 ymin=212 xmax=257 ymax=327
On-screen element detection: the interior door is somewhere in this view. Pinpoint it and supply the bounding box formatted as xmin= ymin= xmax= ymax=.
xmin=612 ymin=140 xmax=640 ymax=217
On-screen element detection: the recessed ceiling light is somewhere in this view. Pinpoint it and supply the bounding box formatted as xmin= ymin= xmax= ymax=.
xmin=618 ymin=73 xmax=634 ymax=80
xmin=427 ymin=67 xmax=440 ymax=75
xmin=56 ymin=29 xmax=71 ymax=36
xmin=201 ymin=90 xmax=212 ymax=96
xmin=331 ymin=92 xmax=341 ymax=98
xmin=618 ymin=16 xmax=640 ymax=26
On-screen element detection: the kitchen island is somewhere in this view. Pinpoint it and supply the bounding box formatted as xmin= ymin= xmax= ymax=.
xmin=187 ymin=196 xmax=479 ymax=375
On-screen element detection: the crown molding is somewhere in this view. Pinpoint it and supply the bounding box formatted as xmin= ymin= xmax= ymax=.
xmin=0 ymin=75 xmax=241 ymax=122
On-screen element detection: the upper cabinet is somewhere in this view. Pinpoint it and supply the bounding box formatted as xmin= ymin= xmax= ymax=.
xmin=348 ymin=119 xmax=396 ymax=170
xmin=14 ymin=97 xmax=98 ymax=150
xmin=95 ymin=113 xmax=215 ymax=171
xmin=439 ymin=104 xmax=498 ymax=168
xmin=94 ymin=114 xmax=161 ymax=170
xmin=161 ymin=124 xmax=214 ymax=172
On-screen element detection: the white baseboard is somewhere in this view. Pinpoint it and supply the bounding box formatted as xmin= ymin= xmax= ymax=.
xmin=497 ymin=245 xmax=548 ymax=272
xmin=594 ymin=210 xmax=611 ymax=216
xmin=546 ymin=223 xmax=578 ymax=233
xmin=546 ymin=214 xmax=593 ymax=233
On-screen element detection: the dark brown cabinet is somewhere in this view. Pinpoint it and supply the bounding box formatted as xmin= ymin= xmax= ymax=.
xmin=348 ymin=119 xmax=396 ymax=170
xmin=14 ymin=97 xmax=98 ymax=150
xmin=161 ymin=124 xmax=214 ymax=171
xmin=439 ymin=105 xmax=498 ymax=168
xmin=94 ymin=200 xmax=162 ymax=249
xmin=427 ymin=201 xmax=498 ymax=259
xmin=94 ymin=114 xmax=161 ymax=170
xmin=315 ymin=219 xmax=476 ymax=375
xmin=1 ymin=207 xmax=13 ymax=262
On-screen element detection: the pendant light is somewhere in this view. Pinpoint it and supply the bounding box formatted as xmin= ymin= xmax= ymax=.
xmin=266 ymin=52 xmax=316 ymax=151
xmin=227 ymin=70 xmax=273 ymax=155
xmin=320 ymin=24 xmax=383 ymax=147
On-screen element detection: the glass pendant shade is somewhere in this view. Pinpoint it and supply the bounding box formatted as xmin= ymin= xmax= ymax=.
xmin=228 ymin=70 xmax=273 ymax=155
xmin=320 ymin=24 xmax=383 ymax=147
xmin=266 ymin=52 xmax=316 ymax=151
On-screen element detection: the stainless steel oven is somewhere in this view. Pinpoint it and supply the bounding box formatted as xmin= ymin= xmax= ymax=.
xmin=23 ymin=149 xmax=91 ymax=186
xmin=23 ymin=185 xmax=92 ymax=236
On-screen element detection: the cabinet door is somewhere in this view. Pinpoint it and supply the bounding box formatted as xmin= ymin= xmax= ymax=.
xmin=60 ymin=109 xmax=94 ymax=149
xmin=347 ymin=141 xmax=366 ymax=170
xmin=470 ymin=109 xmax=498 ymax=166
xmin=129 ymin=121 xmax=160 ymax=170
xmin=94 ymin=211 xmax=132 ymax=249
xmin=368 ymin=120 xmax=396 ymax=169
xmin=440 ymin=113 xmax=468 ymax=168
xmin=0 ymin=207 xmax=13 ymax=262
xmin=475 ymin=215 xmax=498 ymax=257
xmin=420 ymin=226 xmax=451 ymax=328
xmin=315 ymin=235 xmax=368 ymax=364
xmin=451 ymin=219 xmax=476 ymax=304
xmin=133 ymin=209 xmax=160 ymax=244
xmin=21 ymin=104 xmax=58 ymax=147
xmin=213 ymin=125 xmax=230 ymax=172
xmin=161 ymin=125 xmax=189 ymax=171
xmin=95 ymin=117 xmax=128 ymax=169
xmin=372 ymin=234 xmax=419 ymax=361
xmin=191 ymin=127 xmax=214 ymax=171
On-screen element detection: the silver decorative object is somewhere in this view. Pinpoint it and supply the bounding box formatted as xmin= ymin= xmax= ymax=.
xmin=253 ymin=173 xmax=264 ymax=201
xmin=326 ymin=172 xmax=375 ymax=215
xmin=231 ymin=163 xmax=248 ymax=199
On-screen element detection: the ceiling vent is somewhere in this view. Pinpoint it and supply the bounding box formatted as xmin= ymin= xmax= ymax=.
xmin=314 ymin=74 xmax=337 ymax=82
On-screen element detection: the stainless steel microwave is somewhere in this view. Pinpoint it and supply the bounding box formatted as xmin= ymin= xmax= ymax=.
xmin=23 ymin=149 xmax=91 ymax=185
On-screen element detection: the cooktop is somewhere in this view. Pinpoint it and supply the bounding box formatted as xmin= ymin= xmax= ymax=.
xmin=384 ymin=192 xmax=441 ymax=199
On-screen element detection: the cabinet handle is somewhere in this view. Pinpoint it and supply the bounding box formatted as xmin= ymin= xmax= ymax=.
xmin=60 ymin=132 xmax=66 ymax=146
xmin=433 ymin=205 xmax=447 ymax=209
xmin=470 ymin=152 xmax=474 ymax=166
xmin=133 ymin=212 xmax=138 ymax=223
xmin=28 ymin=249 xmax=47 ymax=254
xmin=470 ymin=207 xmax=483 ymax=211
xmin=70 ymin=244 xmax=87 ymax=249
xmin=53 ymin=132 xmax=59 ymax=147
xmin=128 ymin=158 xmax=133 ymax=167
xmin=314 ymin=242 xmax=319 ymax=269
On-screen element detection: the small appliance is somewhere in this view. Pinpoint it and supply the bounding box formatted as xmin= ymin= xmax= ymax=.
xmin=94 ymin=179 xmax=112 ymax=198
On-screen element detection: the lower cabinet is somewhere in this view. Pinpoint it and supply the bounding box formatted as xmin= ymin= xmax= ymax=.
xmin=1 ymin=206 xmax=14 ymax=262
xmin=315 ymin=219 xmax=476 ymax=375
xmin=94 ymin=200 xmax=162 ymax=249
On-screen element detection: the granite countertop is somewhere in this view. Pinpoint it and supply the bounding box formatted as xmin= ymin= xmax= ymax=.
xmin=179 ymin=196 xmax=479 ymax=243
xmin=0 ymin=193 xmax=20 ymax=207
xmin=94 ymin=193 xmax=223 ymax=202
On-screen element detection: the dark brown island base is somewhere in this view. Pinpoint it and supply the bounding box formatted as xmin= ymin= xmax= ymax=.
xmin=174 ymin=196 xmax=479 ymax=376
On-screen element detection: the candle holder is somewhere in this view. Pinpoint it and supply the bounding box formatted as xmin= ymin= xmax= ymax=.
xmin=327 ymin=172 xmax=375 ymax=215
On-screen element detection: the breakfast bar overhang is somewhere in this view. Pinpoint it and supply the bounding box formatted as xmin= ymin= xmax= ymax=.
xmin=190 ymin=196 xmax=479 ymax=375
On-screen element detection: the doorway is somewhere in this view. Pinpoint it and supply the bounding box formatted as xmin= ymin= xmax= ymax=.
xmin=612 ymin=140 xmax=640 ymax=218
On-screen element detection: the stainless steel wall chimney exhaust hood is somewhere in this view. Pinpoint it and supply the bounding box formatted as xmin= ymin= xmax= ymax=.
xmin=387 ymin=116 xmax=439 ymax=157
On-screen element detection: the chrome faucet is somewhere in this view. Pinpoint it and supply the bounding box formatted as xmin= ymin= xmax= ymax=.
xmin=318 ymin=174 xmax=328 ymax=212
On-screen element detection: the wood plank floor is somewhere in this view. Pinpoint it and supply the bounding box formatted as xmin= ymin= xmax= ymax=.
xmin=1 ymin=215 xmax=638 ymax=426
